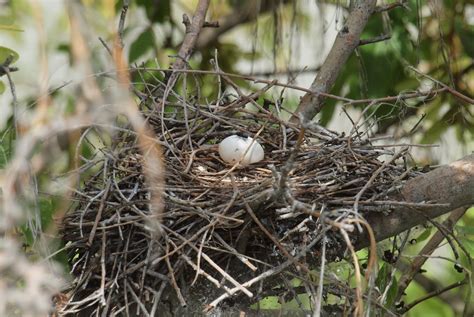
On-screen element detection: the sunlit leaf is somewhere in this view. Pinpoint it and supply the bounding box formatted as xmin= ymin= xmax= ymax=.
xmin=0 ymin=46 xmax=19 ymax=64
xmin=415 ymin=227 xmax=432 ymax=243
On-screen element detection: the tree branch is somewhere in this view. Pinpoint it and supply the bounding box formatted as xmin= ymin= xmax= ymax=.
xmin=395 ymin=207 xmax=467 ymax=302
xmin=356 ymin=154 xmax=474 ymax=249
xmin=171 ymin=0 xmax=210 ymax=73
xmin=398 ymin=279 xmax=467 ymax=314
xmin=290 ymin=0 xmax=377 ymax=123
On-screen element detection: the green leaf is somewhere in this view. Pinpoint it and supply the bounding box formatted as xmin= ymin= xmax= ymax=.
xmin=415 ymin=227 xmax=432 ymax=243
xmin=376 ymin=263 xmax=391 ymax=290
xmin=375 ymin=263 xmax=398 ymax=307
xmin=0 ymin=46 xmax=19 ymax=64
xmin=128 ymin=28 xmax=155 ymax=63
xmin=385 ymin=276 xmax=399 ymax=307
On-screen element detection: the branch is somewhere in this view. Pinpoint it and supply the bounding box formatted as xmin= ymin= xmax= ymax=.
xmin=171 ymin=0 xmax=210 ymax=73
xmin=398 ymin=279 xmax=467 ymax=314
xmin=395 ymin=207 xmax=467 ymax=302
xmin=160 ymin=0 xmax=210 ymax=106
xmin=356 ymin=154 xmax=474 ymax=249
xmin=290 ymin=0 xmax=377 ymax=123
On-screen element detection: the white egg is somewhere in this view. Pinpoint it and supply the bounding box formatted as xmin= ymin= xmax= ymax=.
xmin=218 ymin=135 xmax=264 ymax=166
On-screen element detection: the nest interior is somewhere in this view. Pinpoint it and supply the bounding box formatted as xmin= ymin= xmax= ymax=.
xmin=59 ymin=71 xmax=423 ymax=315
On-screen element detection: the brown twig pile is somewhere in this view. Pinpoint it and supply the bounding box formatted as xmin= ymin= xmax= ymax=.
xmin=59 ymin=70 xmax=427 ymax=315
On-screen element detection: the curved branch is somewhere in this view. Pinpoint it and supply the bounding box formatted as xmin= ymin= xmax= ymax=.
xmin=356 ymin=154 xmax=474 ymax=249
xmin=291 ymin=0 xmax=377 ymax=122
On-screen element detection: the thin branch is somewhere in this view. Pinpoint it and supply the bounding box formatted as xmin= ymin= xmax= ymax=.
xmin=394 ymin=208 xmax=466 ymax=301
xmin=202 ymin=21 xmax=219 ymax=28
xmin=374 ymin=1 xmax=409 ymax=13
xmin=313 ymin=236 xmax=327 ymax=317
xmin=117 ymin=0 xmax=129 ymax=48
xmin=359 ymin=34 xmax=391 ymax=46
xmin=408 ymin=66 xmax=474 ymax=104
xmin=134 ymin=66 xmax=449 ymax=106
xmin=398 ymin=279 xmax=467 ymax=314
xmin=340 ymin=228 xmax=364 ymax=317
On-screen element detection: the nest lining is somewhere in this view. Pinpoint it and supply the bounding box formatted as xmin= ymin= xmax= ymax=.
xmin=59 ymin=80 xmax=423 ymax=315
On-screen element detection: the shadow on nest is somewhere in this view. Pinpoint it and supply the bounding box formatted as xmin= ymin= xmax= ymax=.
xmin=58 ymin=70 xmax=422 ymax=316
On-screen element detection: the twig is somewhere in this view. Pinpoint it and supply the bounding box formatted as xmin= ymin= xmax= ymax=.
xmin=408 ymin=66 xmax=474 ymax=104
xmin=398 ymin=279 xmax=467 ymax=314
xmin=374 ymin=1 xmax=408 ymax=13
xmin=359 ymin=34 xmax=391 ymax=46
xmin=165 ymin=241 xmax=187 ymax=307
xmin=205 ymin=228 xmax=330 ymax=312
xmin=87 ymin=180 xmax=111 ymax=246
xmin=99 ymin=228 xmax=107 ymax=306
xmin=313 ymin=235 xmax=327 ymax=317
xmin=339 ymin=228 xmax=364 ymax=317
xmin=135 ymin=67 xmax=448 ymax=105
xmin=117 ymin=0 xmax=129 ymax=48
xmin=1 ymin=56 xmax=19 ymax=134
xmin=353 ymin=147 xmax=408 ymax=216
xmin=395 ymin=207 xmax=466 ymax=302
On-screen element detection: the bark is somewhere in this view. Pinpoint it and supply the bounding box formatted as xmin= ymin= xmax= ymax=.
xmin=355 ymin=154 xmax=474 ymax=249
xmin=172 ymin=0 xmax=210 ymax=72
xmin=290 ymin=0 xmax=377 ymax=123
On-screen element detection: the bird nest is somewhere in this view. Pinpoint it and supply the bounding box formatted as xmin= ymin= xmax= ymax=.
xmin=59 ymin=71 xmax=423 ymax=315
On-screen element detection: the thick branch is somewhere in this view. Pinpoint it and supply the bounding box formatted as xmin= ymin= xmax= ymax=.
xmin=356 ymin=154 xmax=474 ymax=249
xmin=291 ymin=0 xmax=377 ymax=123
